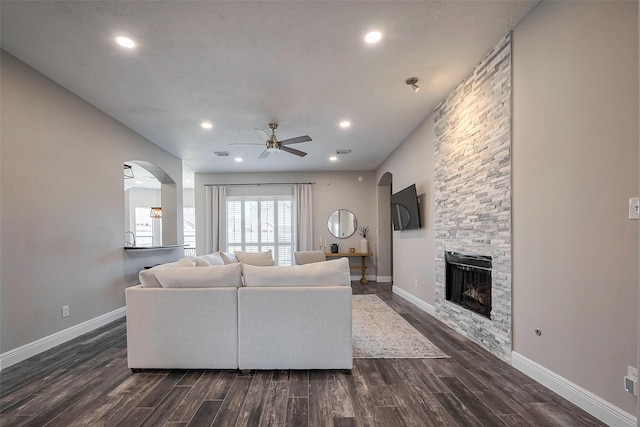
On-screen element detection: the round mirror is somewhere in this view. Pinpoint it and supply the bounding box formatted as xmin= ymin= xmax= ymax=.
xmin=327 ymin=209 xmax=358 ymax=239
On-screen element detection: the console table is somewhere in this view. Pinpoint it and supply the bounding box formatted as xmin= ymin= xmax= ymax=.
xmin=325 ymin=252 xmax=373 ymax=284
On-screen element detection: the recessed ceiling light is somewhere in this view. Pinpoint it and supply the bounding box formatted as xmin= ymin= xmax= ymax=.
xmin=339 ymin=121 xmax=351 ymax=128
xmin=364 ymin=31 xmax=382 ymax=44
xmin=329 ymin=156 xmax=338 ymax=162
xmin=135 ymin=180 xmax=142 ymax=184
xmin=116 ymin=36 xmax=136 ymax=49
xmin=201 ymin=121 xmax=213 ymax=129
xmin=235 ymin=157 xmax=243 ymax=162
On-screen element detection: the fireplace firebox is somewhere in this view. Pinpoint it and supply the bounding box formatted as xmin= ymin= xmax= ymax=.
xmin=445 ymin=252 xmax=492 ymax=319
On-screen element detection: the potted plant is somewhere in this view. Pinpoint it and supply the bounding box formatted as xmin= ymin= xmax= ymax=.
xmin=358 ymin=225 xmax=369 ymax=253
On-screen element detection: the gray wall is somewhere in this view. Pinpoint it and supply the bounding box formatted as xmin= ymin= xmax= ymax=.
xmin=195 ymin=171 xmax=377 ymax=275
xmin=512 ymin=1 xmax=638 ymax=415
xmin=376 ymin=116 xmax=436 ymax=302
xmin=1 ymin=52 xmax=184 ymax=353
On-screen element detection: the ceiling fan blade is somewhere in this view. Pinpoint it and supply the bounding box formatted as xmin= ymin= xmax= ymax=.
xmin=280 ymin=146 xmax=307 ymax=157
xmin=230 ymin=143 xmax=265 ymax=146
xmin=280 ymin=135 xmax=312 ymax=145
xmin=259 ymin=149 xmax=271 ymax=158
xmin=255 ymin=128 xmax=270 ymax=140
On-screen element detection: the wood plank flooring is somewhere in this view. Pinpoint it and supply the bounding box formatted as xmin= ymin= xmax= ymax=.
xmin=0 ymin=282 xmax=605 ymax=426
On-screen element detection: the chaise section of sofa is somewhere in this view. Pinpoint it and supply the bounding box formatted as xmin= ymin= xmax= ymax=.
xmin=237 ymin=258 xmax=353 ymax=370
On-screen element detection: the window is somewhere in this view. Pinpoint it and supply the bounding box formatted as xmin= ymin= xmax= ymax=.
xmin=226 ymin=196 xmax=294 ymax=266
xmin=184 ymin=207 xmax=196 ymax=256
xmin=134 ymin=207 xmax=154 ymax=246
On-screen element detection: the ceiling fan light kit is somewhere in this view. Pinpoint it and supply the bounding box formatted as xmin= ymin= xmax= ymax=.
xmin=232 ymin=122 xmax=312 ymax=158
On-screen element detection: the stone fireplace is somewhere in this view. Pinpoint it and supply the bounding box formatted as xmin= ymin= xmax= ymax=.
xmin=434 ymin=33 xmax=512 ymax=361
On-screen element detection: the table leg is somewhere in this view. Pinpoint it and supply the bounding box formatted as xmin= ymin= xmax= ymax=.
xmin=361 ymin=255 xmax=368 ymax=284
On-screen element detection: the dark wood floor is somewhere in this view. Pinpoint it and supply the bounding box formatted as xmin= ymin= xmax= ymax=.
xmin=1 ymin=282 xmax=604 ymax=427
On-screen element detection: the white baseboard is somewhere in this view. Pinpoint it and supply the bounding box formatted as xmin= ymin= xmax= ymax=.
xmin=376 ymin=275 xmax=392 ymax=283
xmin=351 ymin=274 xmax=377 ymax=282
xmin=392 ymin=286 xmax=436 ymax=316
xmin=511 ymin=352 xmax=637 ymax=427
xmin=0 ymin=307 xmax=126 ymax=371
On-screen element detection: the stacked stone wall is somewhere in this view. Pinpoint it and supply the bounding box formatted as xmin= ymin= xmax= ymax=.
xmin=434 ymin=33 xmax=512 ymax=361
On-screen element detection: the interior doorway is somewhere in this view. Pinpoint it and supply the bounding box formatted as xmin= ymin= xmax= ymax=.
xmin=377 ymin=172 xmax=393 ymax=282
xmin=123 ymin=160 xmax=178 ymax=247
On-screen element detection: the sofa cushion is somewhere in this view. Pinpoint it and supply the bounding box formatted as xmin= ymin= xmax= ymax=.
xmin=242 ymin=257 xmax=350 ymax=287
xmin=294 ymin=250 xmax=327 ymax=265
xmin=155 ymin=263 xmax=243 ymax=288
xmin=235 ymin=250 xmax=275 ymax=266
xmin=139 ymin=257 xmax=195 ymax=288
xmin=192 ymin=253 xmax=225 ymax=267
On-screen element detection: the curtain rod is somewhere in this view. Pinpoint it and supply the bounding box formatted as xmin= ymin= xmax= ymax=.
xmin=204 ymin=182 xmax=315 ymax=187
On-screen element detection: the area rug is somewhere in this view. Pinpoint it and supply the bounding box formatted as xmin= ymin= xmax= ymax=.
xmin=352 ymin=295 xmax=449 ymax=359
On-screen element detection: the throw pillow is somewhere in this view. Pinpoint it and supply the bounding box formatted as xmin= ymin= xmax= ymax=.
xmin=138 ymin=257 xmax=195 ymax=288
xmin=192 ymin=252 xmax=225 ymax=267
xmin=155 ymin=263 xmax=242 ymax=288
xmin=234 ymin=250 xmax=275 ymax=266
xmin=218 ymin=251 xmax=239 ymax=264
xmin=242 ymin=257 xmax=350 ymax=287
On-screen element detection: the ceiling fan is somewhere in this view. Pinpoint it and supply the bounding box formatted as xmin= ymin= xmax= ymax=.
xmin=232 ymin=123 xmax=311 ymax=158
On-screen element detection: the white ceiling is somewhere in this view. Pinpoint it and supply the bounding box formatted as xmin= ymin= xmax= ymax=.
xmin=1 ymin=1 xmax=538 ymax=174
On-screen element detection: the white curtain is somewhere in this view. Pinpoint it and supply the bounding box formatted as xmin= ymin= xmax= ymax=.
xmin=204 ymin=185 xmax=227 ymax=254
xmin=295 ymin=184 xmax=313 ymax=251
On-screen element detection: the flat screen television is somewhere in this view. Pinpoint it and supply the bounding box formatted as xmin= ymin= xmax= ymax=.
xmin=391 ymin=184 xmax=421 ymax=231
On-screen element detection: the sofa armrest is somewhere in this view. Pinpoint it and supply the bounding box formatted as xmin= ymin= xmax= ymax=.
xmin=237 ymin=286 xmax=352 ymax=370
xmin=125 ymin=285 xmax=238 ymax=369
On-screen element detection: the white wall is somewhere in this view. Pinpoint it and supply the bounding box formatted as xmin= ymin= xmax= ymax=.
xmin=512 ymin=1 xmax=638 ymax=416
xmin=376 ymin=116 xmax=436 ymax=304
xmin=195 ymin=171 xmax=377 ymax=275
xmin=1 ymin=52 xmax=184 ymax=354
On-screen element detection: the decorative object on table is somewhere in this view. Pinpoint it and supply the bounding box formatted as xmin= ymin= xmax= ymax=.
xmin=359 ymin=225 xmax=369 ymax=254
xmin=352 ymin=295 xmax=448 ymax=358
xmin=330 ymin=243 xmax=339 ymax=253
xmin=348 ymin=247 xmax=356 ymax=254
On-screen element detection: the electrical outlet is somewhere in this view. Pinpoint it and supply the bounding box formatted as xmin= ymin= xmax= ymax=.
xmin=414 ymin=279 xmax=418 ymax=288
xmin=628 ymin=197 xmax=639 ymax=220
xmin=624 ymin=366 xmax=638 ymax=395
xmin=61 ymin=305 xmax=69 ymax=318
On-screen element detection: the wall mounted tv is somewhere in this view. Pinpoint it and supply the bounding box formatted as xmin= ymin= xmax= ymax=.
xmin=391 ymin=184 xmax=421 ymax=231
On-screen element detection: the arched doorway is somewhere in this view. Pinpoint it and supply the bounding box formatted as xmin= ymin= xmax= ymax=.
xmin=123 ymin=160 xmax=178 ymax=246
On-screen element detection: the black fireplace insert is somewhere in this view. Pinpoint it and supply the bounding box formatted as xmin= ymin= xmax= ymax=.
xmin=445 ymin=252 xmax=492 ymax=319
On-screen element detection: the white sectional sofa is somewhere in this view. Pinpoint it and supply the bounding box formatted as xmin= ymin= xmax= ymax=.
xmin=125 ymin=253 xmax=352 ymax=371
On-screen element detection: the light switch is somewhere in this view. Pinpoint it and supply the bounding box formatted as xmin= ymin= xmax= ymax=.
xmin=629 ymin=197 xmax=639 ymax=220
